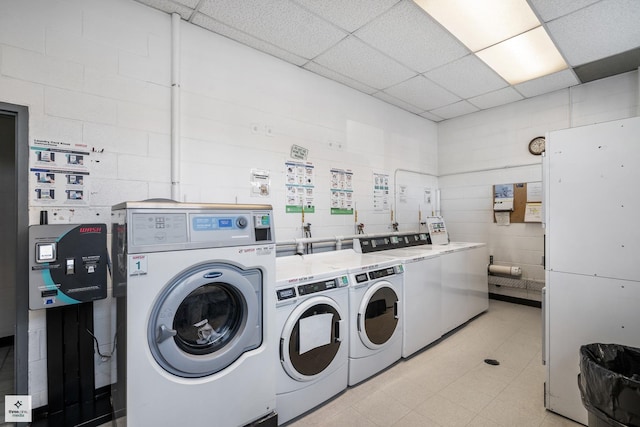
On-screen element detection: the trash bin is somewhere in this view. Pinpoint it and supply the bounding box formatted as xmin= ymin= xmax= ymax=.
xmin=578 ymin=343 xmax=640 ymax=427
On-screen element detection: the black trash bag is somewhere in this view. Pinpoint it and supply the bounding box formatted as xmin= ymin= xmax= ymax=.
xmin=578 ymin=343 xmax=640 ymax=427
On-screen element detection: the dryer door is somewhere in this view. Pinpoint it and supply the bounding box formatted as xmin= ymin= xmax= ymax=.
xmin=357 ymin=281 xmax=399 ymax=349
xmin=148 ymin=262 xmax=262 ymax=378
xmin=281 ymin=296 xmax=345 ymax=382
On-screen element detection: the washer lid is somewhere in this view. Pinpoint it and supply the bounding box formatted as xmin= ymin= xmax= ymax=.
xmin=148 ymin=262 xmax=262 ymax=378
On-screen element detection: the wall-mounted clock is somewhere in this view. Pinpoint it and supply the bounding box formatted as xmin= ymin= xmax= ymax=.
xmin=528 ymin=136 xmax=545 ymax=155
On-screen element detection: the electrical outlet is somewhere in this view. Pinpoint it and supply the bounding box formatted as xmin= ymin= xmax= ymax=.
xmin=250 ymin=123 xmax=260 ymax=134
xmin=265 ymin=125 xmax=274 ymax=137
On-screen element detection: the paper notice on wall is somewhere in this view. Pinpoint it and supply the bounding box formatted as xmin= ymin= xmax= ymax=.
xmin=250 ymin=169 xmax=270 ymax=197
xmin=285 ymin=161 xmax=314 ymax=213
xmin=330 ymin=168 xmax=353 ymax=215
xmin=524 ymin=202 xmax=542 ymax=222
xmin=494 ymin=183 xmax=514 ymax=211
xmin=373 ymin=172 xmax=390 ymax=212
xmin=527 ymin=182 xmax=543 ymax=202
xmin=299 ymin=313 xmax=333 ymax=354
xmin=495 ymin=211 xmax=511 ymax=225
xmin=29 ymin=139 xmax=90 ymax=207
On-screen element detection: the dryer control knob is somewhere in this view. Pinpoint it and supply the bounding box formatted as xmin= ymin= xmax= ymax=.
xmin=236 ymin=217 xmax=248 ymax=228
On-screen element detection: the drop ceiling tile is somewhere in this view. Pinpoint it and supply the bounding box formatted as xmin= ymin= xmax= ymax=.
xmin=424 ymin=55 xmax=508 ymax=99
xmin=292 ymin=0 xmax=398 ymax=33
xmin=192 ymin=13 xmax=308 ymax=66
xmin=468 ymin=87 xmax=524 ymax=109
xmin=198 ymin=0 xmax=347 ymax=59
xmin=546 ymin=0 xmax=640 ymax=66
xmin=355 ymin=1 xmax=468 ymax=73
xmin=303 ymin=61 xmax=378 ymax=94
xmin=371 ymin=91 xmax=425 ymax=114
xmin=429 ymin=100 xmax=479 ymax=120
xmin=383 ymin=75 xmax=460 ymax=111
xmin=514 ymin=69 xmax=579 ymax=97
xmin=529 ymin=0 xmax=600 ymax=22
xmin=419 ymin=111 xmax=445 ymax=122
xmin=134 ymin=0 xmax=195 ymax=19
xmin=313 ymin=36 xmax=417 ymax=89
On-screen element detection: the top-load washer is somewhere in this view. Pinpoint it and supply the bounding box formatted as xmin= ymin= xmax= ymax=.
xmin=111 ymin=201 xmax=277 ymax=427
xmin=429 ymin=242 xmax=488 ymax=334
xmin=275 ymin=255 xmax=349 ymax=425
xmin=308 ymin=250 xmax=404 ymax=386
xmin=354 ymin=233 xmax=442 ymax=358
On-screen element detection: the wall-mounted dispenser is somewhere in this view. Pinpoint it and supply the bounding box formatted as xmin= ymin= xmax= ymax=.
xmin=29 ymin=223 xmax=108 ymax=309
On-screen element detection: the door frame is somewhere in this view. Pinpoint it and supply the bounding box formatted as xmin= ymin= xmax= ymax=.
xmin=0 ymin=101 xmax=29 ymax=395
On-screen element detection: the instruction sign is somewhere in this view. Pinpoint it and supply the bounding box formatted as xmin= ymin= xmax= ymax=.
xmin=330 ymin=168 xmax=353 ymax=215
xmin=373 ymin=172 xmax=390 ymax=212
xmin=29 ymin=139 xmax=90 ymax=206
xmin=285 ymin=161 xmax=315 ymax=213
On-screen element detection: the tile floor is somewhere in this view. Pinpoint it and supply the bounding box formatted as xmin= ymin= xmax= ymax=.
xmin=9 ymin=300 xmax=584 ymax=427
xmin=286 ymin=300 xmax=583 ymax=427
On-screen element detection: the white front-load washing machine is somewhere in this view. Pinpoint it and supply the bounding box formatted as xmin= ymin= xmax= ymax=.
xmin=111 ymin=201 xmax=277 ymax=427
xmin=275 ymin=255 xmax=349 ymax=425
xmin=308 ymin=250 xmax=403 ymax=386
xmin=354 ymin=234 xmax=442 ymax=358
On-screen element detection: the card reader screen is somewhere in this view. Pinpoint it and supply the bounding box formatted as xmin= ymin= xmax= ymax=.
xmin=36 ymin=243 xmax=56 ymax=262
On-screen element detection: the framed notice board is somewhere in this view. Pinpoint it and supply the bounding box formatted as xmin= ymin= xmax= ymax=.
xmin=493 ymin=182 xmax=530 ymax=223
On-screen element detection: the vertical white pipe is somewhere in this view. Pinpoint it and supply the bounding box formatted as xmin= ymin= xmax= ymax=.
xmin=171 ymin=13 xmax=181 ymax=201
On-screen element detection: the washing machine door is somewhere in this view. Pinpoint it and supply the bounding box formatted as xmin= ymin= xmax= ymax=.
xmin=148 ymin=262 xmax=262 ymax=378
xmin=357 ymin=281 xmax=399 ymax=350
xmin=281 ymin=296 xmax=345 ymax=382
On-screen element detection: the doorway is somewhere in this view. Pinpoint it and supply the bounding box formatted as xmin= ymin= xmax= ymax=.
xmin=0 ymin=102 xmax=29 ymax=422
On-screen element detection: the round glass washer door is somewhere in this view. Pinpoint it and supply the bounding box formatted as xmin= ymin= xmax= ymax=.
xmin=280 ymin=296 xmax=345 ymax=382
xmin=357 ymin=281 xmax=399 ymax=350
xmin=148 ymin=262 xmax=262 ymax=378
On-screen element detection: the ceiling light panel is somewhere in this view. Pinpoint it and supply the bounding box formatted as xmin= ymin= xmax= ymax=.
xmin=356 ymin=1 xmax=468 ymax=73
xmin=198 ymin=0 xmax=347 ymax=59
xmin=293 ymin=0 xmax=398 ymax=33
xmin=413 ymin=0 xmax=540 ymax=51
xmin=312 ymin=36 xmax=415 ymax=90
xmin=476 ymin=26 xmax=568 ymax=84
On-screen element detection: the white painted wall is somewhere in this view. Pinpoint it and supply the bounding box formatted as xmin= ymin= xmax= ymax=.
xmin=438 ymin=71 xmax=639 ymax=300
xmin=2 ymin=0 xmax=637 ymax=410
xmin=0 ymin=0 xmax=437 ymax=407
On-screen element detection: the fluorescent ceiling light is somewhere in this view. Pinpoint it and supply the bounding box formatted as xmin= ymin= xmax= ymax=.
xmin=476 ymin=27 xmax=568 ymax=84
xmin=414 ymin=0 xmax=540 ymax=52
xmin=413 ymin=0 xmax=568 ymax=84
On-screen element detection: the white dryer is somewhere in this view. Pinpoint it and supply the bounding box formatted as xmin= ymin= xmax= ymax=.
xmin=111 ymin=201 xmax=277 ymax=427
xmin=275 ymin=256 xmax=349 ymax=425
xmin=354 ymin=234 xmax=441 ymax=358
xmin=309 ymin=250 xmax=403 ymax=386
